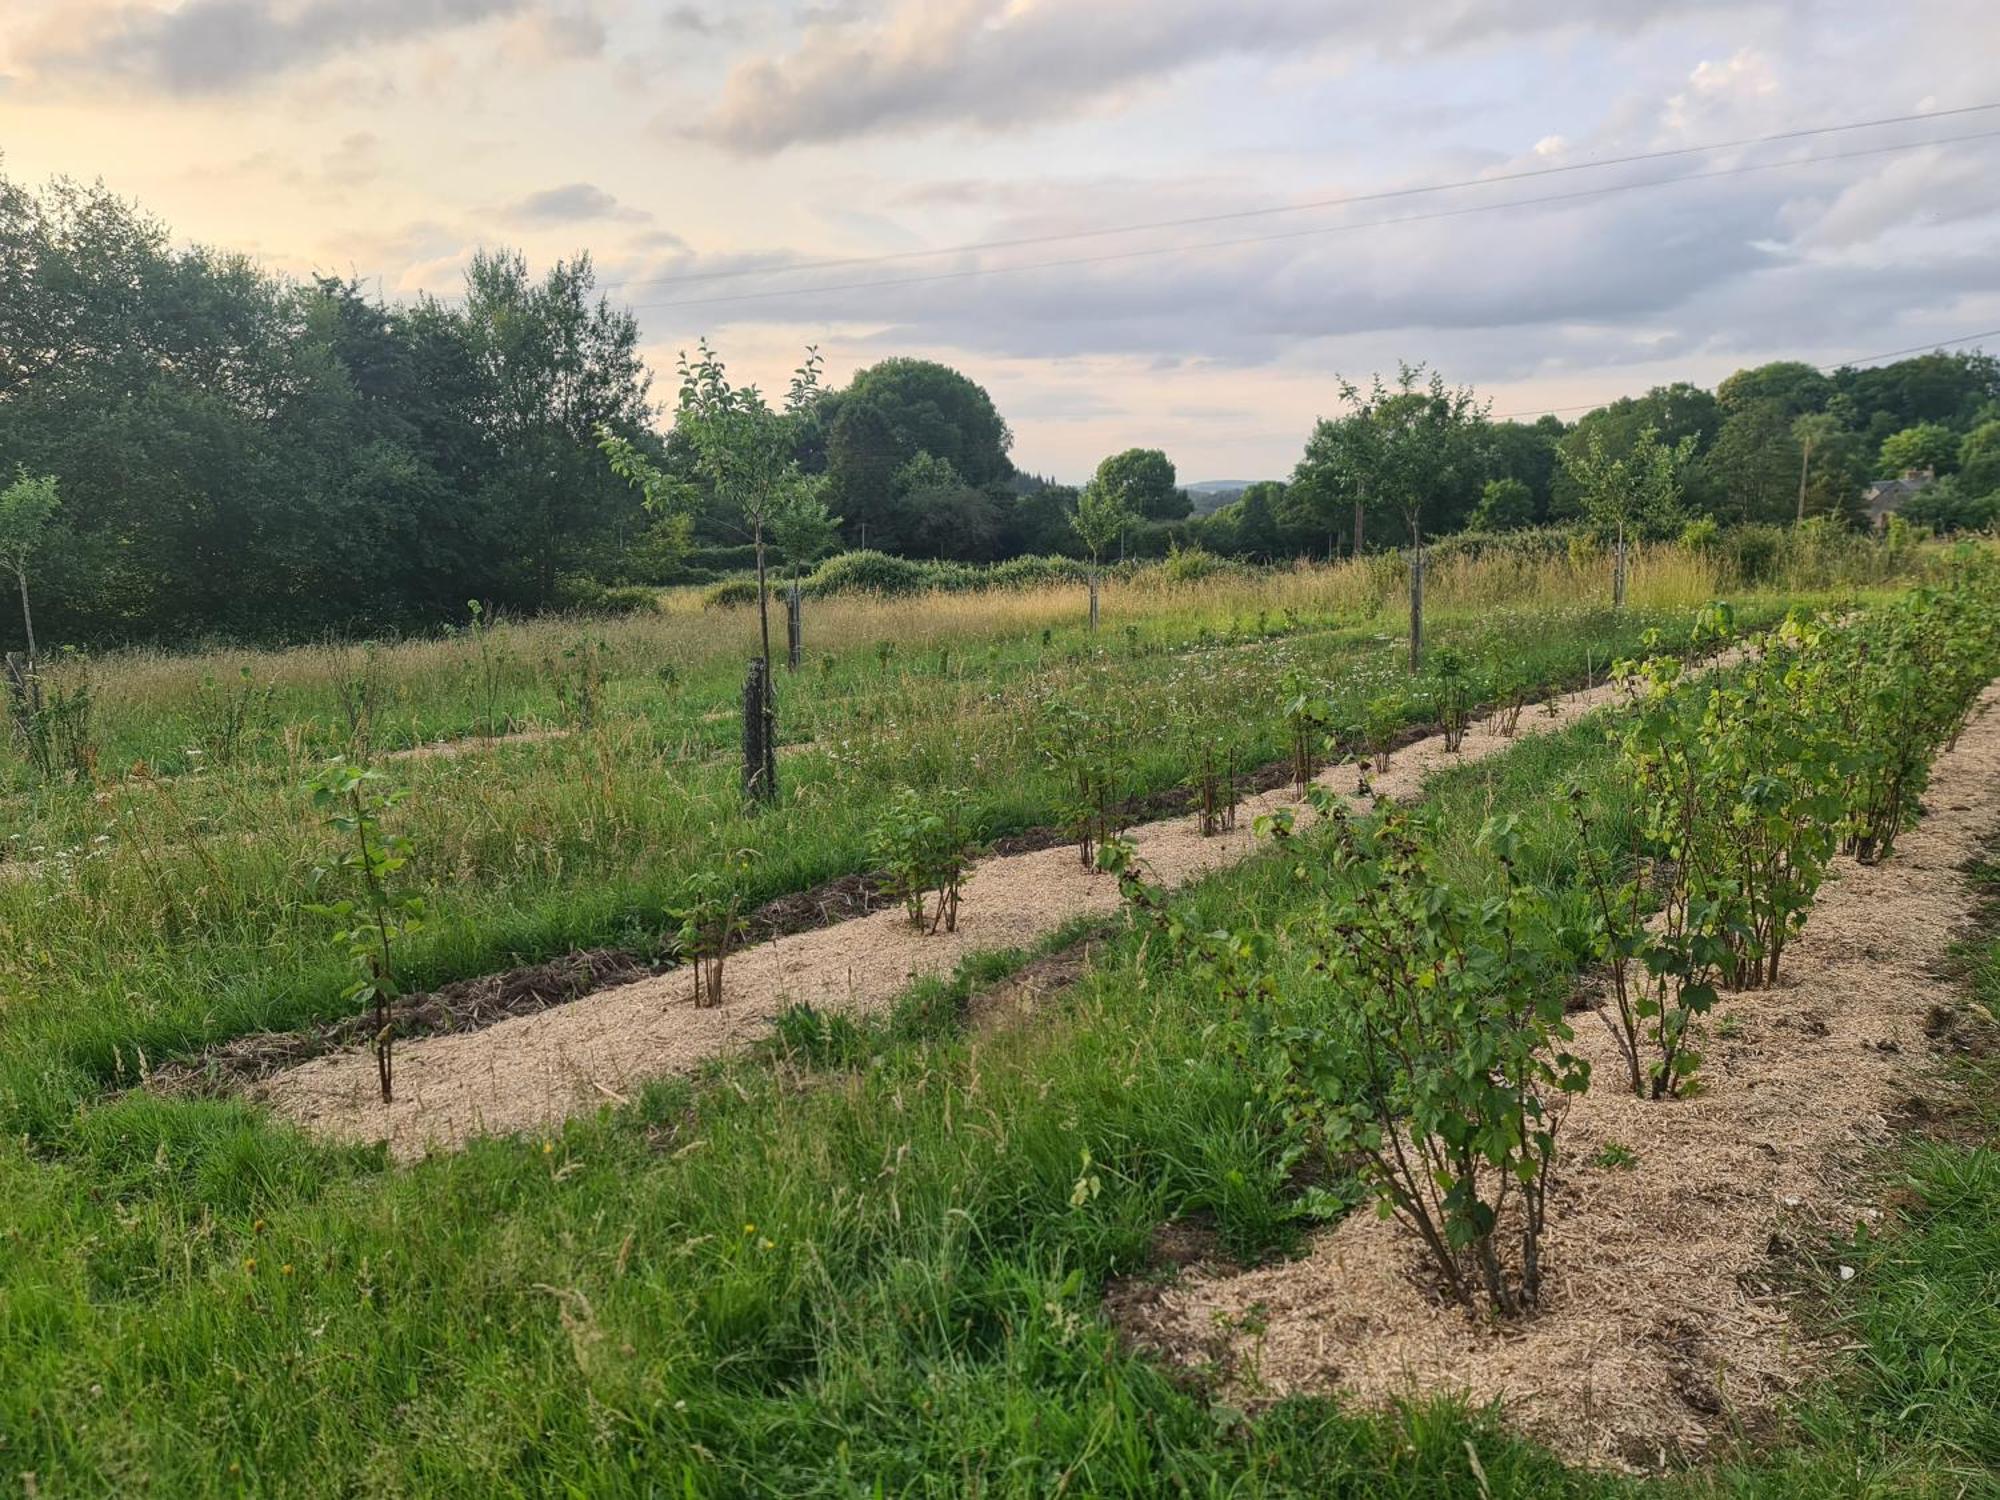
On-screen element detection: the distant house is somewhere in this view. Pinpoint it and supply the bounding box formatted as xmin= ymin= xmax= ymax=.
xmin=1861 ymin=468 xmax=1935 ymax=529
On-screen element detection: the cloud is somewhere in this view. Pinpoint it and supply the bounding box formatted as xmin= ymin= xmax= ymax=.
xmin=501 ymin=182 xmax=652 ymax=225
xmin=690 ymin=0 xmax=1741 ymax=154
xmin=26 ymin=0 xmax=534 ymax=94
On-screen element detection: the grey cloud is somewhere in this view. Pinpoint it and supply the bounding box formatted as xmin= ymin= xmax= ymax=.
xmin=33 ymin=0 xmax=532 ymax=94
xmin=692 ymin=0 xmax=1747 ymax=154
xmin=619 ymin=148 xmax=1999 ymax=393
xmin=502 ymin=182 xmax=651 ymax=225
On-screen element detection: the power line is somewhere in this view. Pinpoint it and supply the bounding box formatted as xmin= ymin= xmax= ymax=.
xmin=623 ymin=127 xmax=2000 ymax=315
xmin=597 ymin=101 xmax=2000 ymax=296
xmin=1491 ymin=326 xmax=2000 ymax=422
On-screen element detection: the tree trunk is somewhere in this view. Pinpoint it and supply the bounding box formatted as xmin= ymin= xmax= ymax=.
xmin=1352 ymin=498 xmax=1366 ymax=559
xmin=742 ymin=657 xmax=775 ymax=804
xmin=14 ymin=567 xmax=33 ymax=664
xmin=786 ymin=580 xmax=802 ymax=672
xmin=1613 ymin=520 xmax=1627 ymax=609
xmin=1407 ymin=538 xmax=1424 ymax=672
xmin=1795 ymin=434 xmax=1813 ymax=524
xmin=754 ymin=531 xmax=773 ymax=676
xmin=1088 ymin=566 xmax=1100 ymax=632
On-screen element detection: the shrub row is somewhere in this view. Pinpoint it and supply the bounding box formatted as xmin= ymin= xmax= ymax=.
xmin=1131 ymin=557 xmax=2000 ymax=1317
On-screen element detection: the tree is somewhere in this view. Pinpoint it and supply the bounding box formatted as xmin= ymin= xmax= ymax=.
xmin=1468 ymin=477 xmax=1535 ymax=531
xmin=1337 ymin=364 xmax=1488 ymax=546
xmin=456 ymin=249 xmax=653 ymax=605
xmin=1552 ymin=384 xmax=1719 ymax=518
xmin=1291 ymin=413 xmax=1383 ymax=557
xmin=0 ymin=470 xmax=60 ymax=659
xmin=1790 ymin=412 xmax=1865 ymax=523
xmin=1557 ymin=426 xmax=1692 ymax=606
xmin=1716 ymin=360 xmax=1831 ymax=419
xmin=1332 ymin=364 xmax=1489 ymax=666
xmin=1878 ymin=422 xmax=1960 ymax=478
xmin=1832 ymin=350 xmax=2000 ymax=443
xmin=1705 ymin=401 xmax=1803 ymax=523
xmin=819 ymin=358 xmax=1013 ymax=550
xmin=1090 ymin=448 xmax=1187 ymax=521
xmin=1958 ymin=419 xmax=2000 ymax=498
xmin=1071 ymin=480 xmax=1131 ymax=630
xmin=601 ymin=341 xmax=824 ymax=800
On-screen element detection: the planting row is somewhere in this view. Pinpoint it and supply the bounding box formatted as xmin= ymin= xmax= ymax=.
xmin=1098 ymin=559 xmax=2000 ymax=1316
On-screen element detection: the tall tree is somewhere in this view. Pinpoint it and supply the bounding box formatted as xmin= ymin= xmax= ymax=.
xmin=457 ymin=249 xmax=653 ymax=605
xmin=1877 ymin=422 xmax=1960 ymax=477
xmin=1090 ymin=448 xmax=1187 ymax=521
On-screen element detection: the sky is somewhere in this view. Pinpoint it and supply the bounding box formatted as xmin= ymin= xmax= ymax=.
xmin=2 ymin=0 xmax=1998 ymax=482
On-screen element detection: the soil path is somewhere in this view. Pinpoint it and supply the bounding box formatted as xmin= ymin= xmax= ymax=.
xmin=1123 ymin=684 xmax=2000 ymax=1472
xmin=264 ymin=668 xmax=1659 ymax=1157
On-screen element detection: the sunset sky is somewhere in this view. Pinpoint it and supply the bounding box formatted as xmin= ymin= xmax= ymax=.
xmin=3 ymin=0 xmax=1997 ymax=480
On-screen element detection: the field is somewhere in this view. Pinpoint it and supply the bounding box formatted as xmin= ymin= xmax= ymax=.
xmin=4 ymin=539 xmax=1999 ymax=1496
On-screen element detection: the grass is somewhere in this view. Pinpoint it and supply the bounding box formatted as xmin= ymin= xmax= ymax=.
xmin=2 ymin=542 xmax=1991 ymax=1495
xmin=0 ymin=546 xmax=1901 ymax=1143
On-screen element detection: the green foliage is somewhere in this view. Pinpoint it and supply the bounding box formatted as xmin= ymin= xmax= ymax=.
xmin=4 ymin=646 xmax=95 ymax=784
xmin=1323 ymin=362 xmax=1490 ymax=545
xmin=1423 ymin=644 xmax=1475 ymax=752
xmin=1090 ymin=447 xmax=1187 ymax=522
xmin=1071 ymin=479 xmax=1132 ymax=564
xmin=1557 ymin=423 xmax=1693 ymax=543
xmin=1830 ymin=567 xmax=2000 ymax=863
xmin=1467 ymin=476 xmax=1535 ymax=531
xmin=302 ymin=759 xmax=423 ymax=1102
xmin=1577 ymin=572 xmax=2000 ymax=1098
xmin=1879 ymin=422 xmax=1961 ymax=477
xmin=870 ymin=787 xmax=979 ymax=933
xmin=1260 ymin=805 xmax=1587 ymax=1315
xmin=0 ymin=468 xmax=60 ymax=657
xmin=667 ymin=855 xmax=752 ymax=1009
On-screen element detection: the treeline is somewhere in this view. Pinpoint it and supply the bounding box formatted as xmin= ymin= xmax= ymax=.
xmin=5 ymin=166 xmax=2000 ymax=648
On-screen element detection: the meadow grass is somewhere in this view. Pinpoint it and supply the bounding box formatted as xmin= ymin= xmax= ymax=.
xmin=2 ymin=600 xmax=1994 ymax=1494
xmin=3 ymin=543 xmax=1910 ymax=1139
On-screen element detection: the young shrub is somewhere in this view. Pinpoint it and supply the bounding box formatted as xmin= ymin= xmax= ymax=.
xmin=1280 ymin=671 xmax=1331 ymax=794
xmin=668 ymin=860 xmax=750 ymax=1008
xmin=547 ymin=635 xmax=609 ymax=731
xmin=304 ymin=759 xmax=424 ymax=1103
xmin=1699 ymin=615 xmax=1844 ymax=989
xmin=1424 ymin=644 xmax=1475 ymax=752
xmin=1037 ymin=696 xmax=1123 ymax=868
xmin=1359 ymin=691 xmax=1405 ymax=776
xmin=1832 ymin=577 xmax=2000 ymax=863
xmin=187 ymin=666 xmax=273 ymax=769
xmin=870 ymin=787 xmax=978 ymax=934
xmin=1183 ymin=730 xmax=1238 ymax=837
xmin=1572 ymin=649 xmax=1723 ymax=1100
xmin=5 ymin=647 xmax=96 ymax=784
xmin=1490 ymin=661 xmax=1537 ymax=739
xmin=1276 ymin=807 xmax=1588 ymax=1316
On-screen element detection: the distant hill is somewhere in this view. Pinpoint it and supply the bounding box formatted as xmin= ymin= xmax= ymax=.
xmin=1184 ymin=480 xmax=1266 ymax=515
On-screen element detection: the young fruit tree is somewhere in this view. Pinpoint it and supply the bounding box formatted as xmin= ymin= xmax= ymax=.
xmin=599 ymin=341 xmax=835 ymax=801
xmin=1071 ymin=479 xmax=1131 ymax=631
xmin=1556 ymin=424 xmax=1692 ymax=608
xmin=0 ymin=469 xmax=60 ymax=662
xmin=1332 ymin=365 xmax=1488 ymax=668
xmin=769 ymin=479 xmax=841 ymax=671
xmin=303 ymin=760 xmax=424 ymax=1104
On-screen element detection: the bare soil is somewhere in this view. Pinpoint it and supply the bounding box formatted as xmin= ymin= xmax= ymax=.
xmin=261 ymin=668 xmax=1653 ymax=1158
xmin=1118 ymin=687 xmax=2000 ymax=1473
